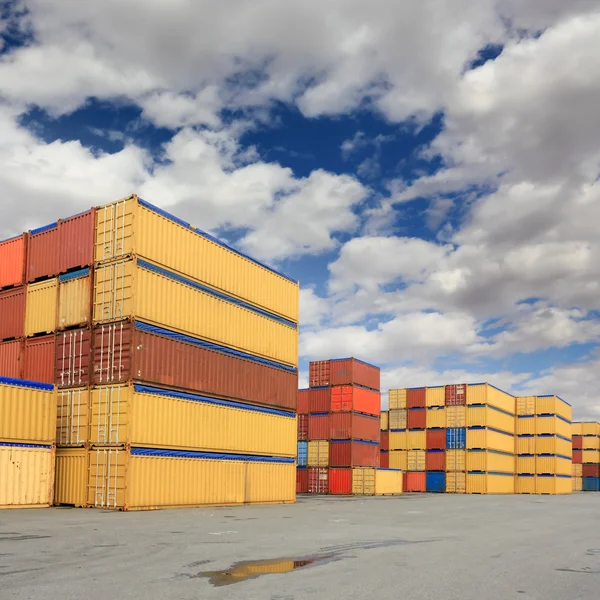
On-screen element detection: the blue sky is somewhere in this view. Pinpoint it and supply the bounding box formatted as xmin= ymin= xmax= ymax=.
xmin=1 ymin=2 xmax=600 ymax=418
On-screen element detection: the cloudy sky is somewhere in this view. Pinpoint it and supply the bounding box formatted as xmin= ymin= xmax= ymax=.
xmin=1 ymin=1 xmax=600 ymax=418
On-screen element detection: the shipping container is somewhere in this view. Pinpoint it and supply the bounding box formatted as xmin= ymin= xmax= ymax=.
xmin=329 ymin=412 xmax=380 ymax=442
xmin=426 ymin=471 xmax=445 ymax=493
xmin=0 ymin=377 xmax=56 ymax=444
xmin=446 ymin=406 xmax=466 ymax=428
xmin=380 ymin=431 xmax=389 ymax=451
xmin=297 ymin=414 xmax=308 ymax=441
xmin=407 ymin=408 xmax=426 ymax=430
xmin=572 ymin=422 xmax=584 ymax=436
xmin=93 ymin=321 xmax=297 ymax=410
xmin=426 ymin=429 xmax=446 ymax=450
xmin=466 ymin=383 xmax=515 ymax=414
xmin=517 ymin=455 xmax=535 ymax=474
xmin=582 ymin=435 xmax=600 ymax=450
xmin=26 ymin=223 xmax=59 ymax=283
xmin=57 ymin=269 xmax=92 ymax=330
xmin=379 ymin=450 xmax=389 ymax=468
xmin=582 ymin=449 xmax=600 ymax=463
xmin=536 ymin=415 xmax=571 ymax=438
xmin=467 ymin=405 xmax=515 ymax=434
xmin=446 ymin=428 xmax=466 ymax=450
xmin=296 ymin=467 xmax=308 ymax=493
xmin=308 ymin=387 xmax=330 ymax=413
xmin=582 ymin=422 xmax=600 ymax=436
xmin=573 ymin=476 xmax=582 ymax=491
xmin=56 ymin=388 xmax=89 ymax=447
xmin=445 ymin=383 xmax=466 ymax=406
xmin=426 ymin=407 xmax=446 ymax=429
xmin=389 ymin=450 xmax=407 ymax=471
xmin=329 ymin=440 xmax=379 ymax=467
xmin=88 ymin=447 xmax=295 ymax=509
xmin=308 ymin=413 xmax=329 ymax=440
xmin=405 ymin=471 xmax=426 ymax=492
xmin=298 ymin=389 xmax=309 ymax=414
xmin=408 ymin=449 xmax=426 ymax=471
xmin=0 ymin=339 xmax=22 ymax=379
xmin=582 ymin=464 xmax=600 ymax=478
xmin=0 ymin=286 xmax=26 ymax=340
xmin=308 ymin=466 xmax=329 ymax=494
xmin=93 ymin=259 xmax=298 ymax=367
xmin=0 ymin=234 xmax=27 ymax=290
xmin=515 ymin=474 xmax=536 ymax=494
xmin=375 ymin=469 xmax=403 ymax=495
xmin=352 ymin=467 xmax=376 ymax=495
xmin=307 ymin=440 xmax=329 ymax=467
xmin=516 ymin=396 xmax=535 ymax=416
xmin=95 ymin=195 xmax=299 ymax=322
xmin=328 ymin=467 xmax=351 ymax=494
xmin=537 ymin=434 xmax=572 ymax=457
xmin=389 ymin=408 xmax=407 ymax=430
xmin=389 ymin=430 xmax=407 ymax=451
xmin=309 ymin=360 xmax=330 ymax=387
xmin=380 ymin=411 xmax=389 ymax=431
xmin=426 ymin=449 xmax=445 ymax=472
xmin=58 ymin=209 xmax=96 ymax=273
xmin=407 ymin=388 xmax=426 ymax=409
xmin=446 ymin=449 xmax=466 ymax=471
xmin=54 ymin=447 xmax=87 ymax=507
xmin=572 ymin=435 xmax=582 ymax=450
xmin=536 ymin=474 xmax=572 ymax=495
xmin=572 ymin=463 xmax=583 ymax=478
xmin=582 ymin=477 xmax=600 ymax=492
xmin=329 ymin=358 xmax=380 ymax=391
xmin=445 ymin=471 xmax=466 ymax=493
xmin=331 ymin=385 xmax=380 ymax=416
xmin=536 ymin=395 xmax=572 ymax=421
xmin=25 ymin=278 xmax=58 ymax=337
xmin=467 ymin=449 xmax=514 ymax=473
xmin=466 ymin=472 xmax=515 ymax=494
xmin=467 ymin=427 xmax=514 ymax=454
xmin=573 ymin=449 xmax=582 ymax=464
xmin=389 ymin=389 xmax=407 ymax=410
xmin=516 ymin=435 xmax=536 ymax=455
xmin=89 ymin=384 xmax=296 ymax=457
xmin=517 ymin=415 xmax=536 ymax=435
xmin=0 ymin=443 xmax=55 ymax=508
xmin=297 ymin=441 xmax=308 ymax=467
xmin=407 ymin=429 xmax=427 ymax=450
xmin=56 ymin=328 xmax=92 ymax=389
xmin=426 ymin=386 xmax=445 ymax=407
xmin=22 ymin=335 xmax=54 ymax=384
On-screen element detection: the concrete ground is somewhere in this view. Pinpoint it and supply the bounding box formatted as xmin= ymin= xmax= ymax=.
xmin=1 ymin=494 xmax=599 ymax=600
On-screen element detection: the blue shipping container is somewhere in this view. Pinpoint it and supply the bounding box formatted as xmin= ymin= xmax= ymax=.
xmin=446 ymin=428 xmax=466 ymax=449
xmin=582 ymin=477 xmax=600 ymax=492
xmin=426 ymin=472 xmax=446 ymax=493
xmin=297 ymin=441 xmax=308 ymax=467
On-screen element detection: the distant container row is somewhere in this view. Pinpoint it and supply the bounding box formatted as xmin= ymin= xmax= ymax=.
xmin=296 ymin=467 xmax=401 ymax=495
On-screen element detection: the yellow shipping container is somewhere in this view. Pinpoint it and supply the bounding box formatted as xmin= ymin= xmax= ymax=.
xmin=407 ymin=449 xmax=426 ymax=471
xmin=352 ymin=467 xmax=375 ymax=495
xmin=375 ymin=469 xmax=403 ymax=495
xmin=572 ymin=422 xmax=584 ymax=436
xmin=466 ymin=383 xmax=515 ymax=414
xmin=25 ymin=278 xmax=58 ymax=337
xmin=54 ymin=447 xmax=87 ymax=507
xmin=517 ymin=454 xmax=535 ymax=474
xmin=535 ymin=395 xmax=572 ymax=421
xmin=0 ymin=444 xmax=55 ymax=508
xmin=446 ymin=406 xmax=466 ymax=428
xmin=466 ymin=472 xmax=515 ymax=494
xmin=93 ymin=259 xmax=297 ymax=368
xmin=446 ymin=471 xmax=466 ymax=493
xmin=467 ymin=428 xmax=515 ymax=453
xmin=389 ymin=430 xmax=407 ymax=451
xmin=407 ymin=430 xmax=426 ymax=450
xmin=389 ymin=389 xmax=407 ymax=410
xmin=95 ymin=195 xmax=299 ymax=323
xmin=446 ymin=450 xmax=466 ymax=472
xmin=572 ymin=463 xmax=583 ymax=477
xmin=467 ymin=405 xmax=515 ymax=434
xmin=426 ymin=386 xmax=445 ymax=407
xmin=308 ymin=440 xmax=329 ymax=466
xmin=515 ymin=474 xmax=536 ymax=494
xmin=516 ymin=416 xmax=536 ymax=435
xmin=581 ymin=422 xmax=600 ymax=436
xmin=535 ymin=455 xmax=571 ymax=476
xmin=0 ymin=378 xmax=56 ymax=444
xmin=536 ymin=415 xmax=571 ymax=438
xmin=536 ymin=435 xmax=572 ymax=457
xmin=582 ymin=436 xmax=600 ymax=450
xmin=516 ymin=396 xmax=535 ymax=416
xmin=467 ymin=450 xmax=514 ymax=474
xmin=56 ymin=388 xmax=89 ymax=447
xmin=516 ymin=435 xmax=536 ymax=454
xmin=90 ymin=384 xmax=296 ymax=457
xmin=536 ymin=474 xmax=571 ymax=495
xmin=389 ymin=450 xmax=407 ymax=471
xmin=389 ymin=409 xmax=407 ymax=430
xmin=426 ymin=407 xmax=446 ymax=429
xmin=57 ymin=269 xmax=92 ymax=329
xmin=582 ymin=449 xmax=600 ymax=463
xmin=380 ymin=411 xmax=389 ymax=431
xmin=88 ymin=447 xmax=295 ymax=509
xmin=573 ymin=476 xmax=582 ymax=491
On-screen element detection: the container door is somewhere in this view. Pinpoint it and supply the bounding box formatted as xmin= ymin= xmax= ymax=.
xmin=88 ymin=448 xmax=126 ymax=509
xmin=96 ymin=197 xmax=134 ymax=263
xmin=93 ymin=260 xmax=134 ymax=323
xmin=90 ymin=385 xmax=129 ymax=445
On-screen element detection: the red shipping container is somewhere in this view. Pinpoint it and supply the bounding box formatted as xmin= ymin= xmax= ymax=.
xmin=328 ymin=468 xmax=352 ymax=494
xmin=22 ymin=335 xmax=55 ymax=384
xmin=56 ymin=328 xmax=92 ymax=388
xmin=296 ymin=468 xmax=308 ymax=493
xmin=309 ymin=360 xmax=331 ymax=388
xmin=408 ymin=408 xmax=426 ymax=430
xmin=573 ymin=449 xmax=582 ymax=464
xmin=426 ymin=450 xmax=446 ymax=471
xmin=93 ymin=321 xmax=297 ymax=410
xmin=427 ymin=429 xmax=446 ymax=450
xmin=407 ymin=387 xmax=426 ymax=409
xmin=331 ymin=385 xmax=380 ymax=416
xmin=406 ymin=471 xmax=426 ymax=492
xmin=380 ymin=431 xmax=389 ymax=451
xmin=329 ymin=440 xmax=379 ymax=467
xmin=308 ymin=467 xmax=328 ymax=494
xmin=380 ymin=451 xmax=389 ymax=469
xmin=308 ymin=414 xmax=330 ymax=440
xmin=329 ymin=412 xmax=380 ymax=442
xmin=572 ymin=436 xmax=582 ymax=450
xmin=309 ymin=387 xmax=331 ymax=413
xmin=58 ymin=209 xmax=95 ymax=273
xmin=403 ymin=471 xmax=408 ymax=492
xmin=26 ymin=223 xmax=59 ymax=282
xmin=582 ymin=464 xmax=600 ymax=478
xmin=298 ymin=389 xmax=309 ymax=414
xmin=297 ymin=414 xmax=308 ymax=441
xmin=0 ymin=233 xmax=27 ymax=290
xmin=0 ymin=287 xmax=26 ymax=340
xmin=0 ymin=339 xmax=23 ymax=379
xmin=445 ymin=384 xmax=466 ymax=406
xmin=330 ymin=358 xmax=380 ymax=391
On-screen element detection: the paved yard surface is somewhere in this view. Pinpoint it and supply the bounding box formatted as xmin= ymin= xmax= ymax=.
xmin=1 ymin=493 xmax=599 ymax=600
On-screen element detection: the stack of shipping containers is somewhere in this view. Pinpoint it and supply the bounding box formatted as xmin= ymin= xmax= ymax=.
xmin=380 ymin=409 xmax=389 ymax=468
xmin=445 ymin=384 xmax=467 ymax=493
xmin=573 ymin=422 xmax=600 ymax=492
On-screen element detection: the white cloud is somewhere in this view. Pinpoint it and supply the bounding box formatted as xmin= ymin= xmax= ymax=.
xmin=299 ymin=288 xmax=330 ymax=329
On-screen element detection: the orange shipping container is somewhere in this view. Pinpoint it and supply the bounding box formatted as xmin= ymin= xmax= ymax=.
xmin=26 ymin=223 xmax=59 ymax=283
xmin=0 ymin=234 xmax=27 ymax=290
xmin=331 ymin=386 xmax=380 ymax=416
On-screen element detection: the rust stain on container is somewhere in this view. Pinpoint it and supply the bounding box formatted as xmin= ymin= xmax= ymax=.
xmin=0 ymin=234 xmax=27 ymax=290
xmin=26 ymin=224 xmax=59 ymax=283
xmin=23 ymin=335 xmax=55 ymax=384
xmin=0 ymin=287 xmax=26 ymax=340
xmin=59 ymin=209 xmax=96 ymax=273
xmin=55 ymin=328 xmax=92 ymax=388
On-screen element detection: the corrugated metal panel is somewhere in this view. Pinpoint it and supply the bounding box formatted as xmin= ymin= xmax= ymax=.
xmin=582 ymin=422 xmax=600 ymax=436
xmin=467 ymin=405 xmax=515 ymax=434
xmin=466 ymin=472 xmax=515 ymax=494
xmin=467 ymin=427 xmax=514 ymax=453
xmin=59 ymin=209 xmax=96 ymax=273
xmin=426 ymin=429 xmax=446 ymax=450
xmin=582 ymin=449 xmax=600 ymax=463
xmin=536 ymin=395 xmax=572 ymax=421
xmin=380 ymin=450 xmax=389 ymax=468
xmin=296 ymin=467 xmax=308 ymax=493
xmin=405 ymin=471 xmax=426 ymax=492
xmin=467 ymin=383 xmax=515 ymax=414
xmin=517 ymin=455 xmax=535 ymax=474
xmin=0 ymin=444 xmax=55 ymax=508
xmin=351 ymin=467 xmax=375 ymax=495
xmin=0 ymin=340 xmax=22 ymax=379
xmin=389 ymin=409 xmax=407 ymax=430
xmin=0 ymin=287 xmax=26 ymax=340
xmin=426 ymin=386 xmax=445 ymax=407
xmin=329 ymin=358 xmax=380 ymax=391
xmin=446 ymin=406 xmax=466 ymax=428
xmin=572 ymin=422 xmax=584 ymax=436
xmin=515 ymin=475 xmax=536 ymax=494
xmin=54 ymin=447 xmax=87 ymax=507
xmin=446 ymin=471 xmax=466 ymax=493
xmin=374 ymin=469 xmax=403 ymax=495
xmin=446 ymin=428 xmax=466 ymax=449
xmin=309 ymin=360 xmax=330 ymax=387
xmin=407 ymin=408 xmax=426 ymax=430
xmin=517 ymin=416 xmax=536 ymax=435
xmin=407 ymin=430 xmax=426 ymax=449
xmin=298 ymin=389 xmax=309 ymax=414
xmin=296 ymin=441 xmax=308 ymax=467
xmin=0 ymin=234 xmax=27 ymax=289
xmin=297 ymin=414 xmax=308 ymax=441
xmin=329 ymin=412 xmax=380 ymax=442
xmin=388 ymin=389 xmax=406 ymax=410
xmin=467 ymin=450 xmax=514 ymax=473
xmin=572 ymin=476 xmax=582 ymax=491
xmin=93 ymin=259 xmax=297 ymax=367
xmin=56 ymin=388 xmax=89 ymax=446
xmin=407 ymin=388 xmax=426 ymax=409
xmin=380 ymin=411 xmax=389 ymax=431
xmin=56 ymin=328 xmax=92 ymax=388
xmin=330 ymin=385 xmax=380 ymax=416
xmin=426 ymin=471 xmax=446 ymax=493
xmin=22 ymin=335 xmax=55 ymax=384
xmin=516 ymin=435 xmax=536 ymax=454
xmin=516 ymin=396 xmax=536 ymax=416
xmin=536 ymin=455 xmax=571 ymax=476
xmin=582 ymin=435 xmax=600 ymax=450
xmin=407 ymin=449 xmax=425 ymax=471
xmin=308 ymin=387 xmax=331 ymax=413
xmin=572 ymin=435 xmax=582 ymax=450
xmin=380 ymin=431 xmax=389 ymax=451
xmin=25 ymin=278 xmax=58 ymax=337
xmin=308 ymin=414 xmax=330 ymax=440
xmin=307 ymin=440 xmax=329 ymax=466
xmin=0 ymin=378 xmax=56 ymax=444
xmin=57 ymin=270 xmax=92 ymax=329
xmin=536 ymin=415 xmax=571 ymax=438
xmin=537 ymin=435 xmax=572 ymax=456
xmin=572 ymin=463 xmax=583 ymax=477
xmin=446 ymin=449 xmax=466 ymax=471
xmin=426 ymin=450 xmax=445 ymax=471
xmin=329 ymin=440 xmax=379 ymax=467
xmin=95 ymin=196 xmax=299 ymax=322
xmin=308 ymin=466 xmax=329 ymax=493
xmin=90 ymin=385 xmax=296 ymax=457
xmin=88 ymin=447 xmax=295 ymax=509
xmin=389 ymin=450 xmax=407 ymax=471
xmin=426 ymin=407 xmax=446 ymax=429
xmin=536 ymin=474 xmax=572 ymax=495
xmin=445 ymin=384 xmax=466 ymax=406
xmin=389 ymin=430 xmax=407 ymax=451
xmin=572 ymin=449 xmax=582 ymax=464
xmin=26 ymin=224 xmax=59 ymax=283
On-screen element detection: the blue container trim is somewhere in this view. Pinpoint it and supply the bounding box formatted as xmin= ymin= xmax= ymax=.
xmin=310 ymin=386 xmax=329 ymax=390
xmin=309 ymin=412 xmax=329 ymax=417
xmin=59 ymin=267 xmax=90 ymax=282
xmin=330 ymin=439 xmax=379 ymax=446
xmin=130 ymin=447 xmax=295 ymax=462
xmin=0 ymin=376 xmax=54 ymax=392
xmin=518 ymin=415 xmax=535 ymax=419
xmin=331 ymin=357 xmax=380 ymax=370
xmin=30 ymin=222 xmax=57 ymax=235
xmin=0 ymin=442 xmax=53 ymax=449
